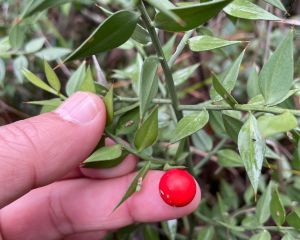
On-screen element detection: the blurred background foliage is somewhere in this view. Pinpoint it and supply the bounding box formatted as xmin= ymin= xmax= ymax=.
xmin=1 ymin=0 xmax=300 ymax=239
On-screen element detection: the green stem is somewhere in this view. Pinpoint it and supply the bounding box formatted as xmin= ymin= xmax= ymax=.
xmin=115 ymin=96 xmax=300 ymax=117
xmin=138 ymin=2 xmax=182 ymax=120
xmin=105 ymin=130 xmax=167 ymax=165
xmin=168 ymin=30 xmax=194 ymax=67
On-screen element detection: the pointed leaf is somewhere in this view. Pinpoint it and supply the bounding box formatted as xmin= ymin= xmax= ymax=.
xmin=27 ymin=98 xmax=62 ymax=107
xmin=82 ymin=144 xmax=125 ymax=168
xmin=262 ymin=0 xmax=286 ymax=12
xmin=258 ymin=111 xmax=298 ymax=137
xmin=139 ymin=56 xmax=159 ymax=119
xmin=79 ymin=66 xmax=96 ymax=93
xmin=25 ymin=37 xmax=45 ymax=53
xmin=259 ymin=31 xmax=294 ymax=105
xmin=22 ymin=69 xmax=57 ymax=95
xmin=44 ymin=60 xmax=61 ymax=92
xmin=222 ymin=114 xmax=243 ymax=143
xmin=66 ymin=61 xmax=86 ymax=96
xmin=114 ymin=161 xmax=151 ymax=210
xmin=171 ymin=110 xmax=209 ymax=143
xmin=65 ymin=10 xmax=139 ymax=62
xmin=197 ymin=226 xmax=215 ymax=240
xmin=224 ymin=0 xmax=281 ymax=20
xmin=256 ymin=182 xmax=273 ymax=224
xmin=212 ymin=75 xmax=238 ymax=108
xmin=103 ymin=86 xmax=114 ymax=125
xmin=35 ymin=47 xmax=71 ymax=61
xmin=134 ymin=107 xmax=158 ymax=151
xmin=238 ymin=114 xmax=265 ymax=194
xmin=189 ymin=35 xmax=241 ymax=52
xmin=286 ymin=211 xmax=300 ymax=230
xmin=154 ymin=0 xmax=232 ymax=32
xmin=116 ymin=107 xmax=140 ymax=135
xmin=270 ymin=188 xmax=286 ymax=226
xmin=173 ymin=64 xmax=199 ymax=86
xmin=217 ymin=149 xmax=243 ymax=167
xmin=211 ymin=49 xmax=245 ymax=101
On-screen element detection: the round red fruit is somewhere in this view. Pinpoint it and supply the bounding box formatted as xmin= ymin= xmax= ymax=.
xmin=159 ymin=169 xmax=196 ymax=207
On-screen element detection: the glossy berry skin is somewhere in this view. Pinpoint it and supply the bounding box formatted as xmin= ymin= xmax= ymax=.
xmin=159 ymin=169 xmax=196 ymax=207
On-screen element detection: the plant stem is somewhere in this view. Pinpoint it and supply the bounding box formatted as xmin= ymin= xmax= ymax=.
xmin=168 ymin=30 xmax=194 ymax=67
xmin=105 ymin=130 xmax=167 ymax=165
xmin=138 ymin=2 xmax=182 ymax=120
xmin=116 ymin=96 xmax=300 ymax=117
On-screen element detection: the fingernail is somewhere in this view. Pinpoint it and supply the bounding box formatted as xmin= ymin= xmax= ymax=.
xmin=55 ymin=92 xmax=99 ymax=124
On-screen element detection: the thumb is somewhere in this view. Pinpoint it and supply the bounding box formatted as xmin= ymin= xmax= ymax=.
xmin=0 ymin=92 xmax=106 ymax=207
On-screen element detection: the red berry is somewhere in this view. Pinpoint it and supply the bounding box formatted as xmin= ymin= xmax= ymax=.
xmin=159 ymin=169 xmax=196 ymax=207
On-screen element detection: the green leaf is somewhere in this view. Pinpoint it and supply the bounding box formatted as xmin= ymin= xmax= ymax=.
xmin=247 ymin=65 xmax=260 ymax=99
xmin=82 ymin=144 xmax=125 ymax=168
xmin=134 ymin=107 xmax=158 ymax=151
xmin=116 ymin=107 xmax=140 ymax=135
xmin=224 ymin=0 xmax=281 ymax=20
xmin=262 ymin=0 xmax=286 ymax=12
xmin=0 ymin=58 xmax=5 ymax=87
xmin=44 ymin=60 xmax=61 ymax=92
xmin=146 ymin=0 xmax=183 ymax=26
xmin=154 ymin=0 xmax=232 ymax=32
xmin=22 ymin=69 xmax=57 ymax=95
xmin=197 ymin=226 xmax=215 ymax=240
xmin=104 ymin=86 xmax=114 ymax=125
xmin=114 ymin=161 xmax=151 ymax=210
xmin=66 ymin=61 xmax=86 ymax=96
xmin=256 ymin=182 xmax=273 ymax=224
xmin=13 ymin=55 xmax=28 ymax=84
xmin=258 ymin=30 xmax=294 ymax=105
xmin=212 ymin=75 xmax=238 ymax=108
xmin=173 ymin=64 xmax=199 ymax=86
xmin=270 ymin=188 xmax=286 ymax=226
xmin=65 ymin=10 xmax=139 ymax=62
xmin=35 ymin=47 xmax=71 ymax=61
xmin=188 ymin=35 xmax=241 ymax=52
xmin=238 ymin=114 xmax=265 ymax=194
xmin=139 ymin=56 xmax=159 ymax=119
xmin=249 ymin=230 xmax=271 ymax=240
xmin=79 ymin=66 xmax=96 ymax=93
xmin=162 ymin=35 xmax=176 ymax=61
xmin=217 ymin=149 xmax=243 ymax=167
xmin=286 ymin=210 xmax=300 ymax=229
xmin=258 ymin=112 xmax=298 ymax=137
xmin=23 ymin=0 xmax=73 ymax=18
xmin=9 ymin=24 xmax=26 ymax=49
xmin=211 ymin=49 xmax=245 ymax=101
xmin=171 ymin=110 xmax=209 ymax=143
xmin=25 ymin=37 xmax=45 ymax=53
xmin=27 ymin=98 xmax=62 ymax=107
xmin=191 ymin=130 xmax=213 ymax=152
xmin=131 ymin=25 xmax=151 ymax=45
xmin=222 ymin=114 xmax=243 ymax=143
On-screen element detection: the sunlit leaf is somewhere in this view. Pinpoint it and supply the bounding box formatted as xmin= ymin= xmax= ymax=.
xmin=258 ymin=112 xmax=298 ymax=137
xmin=154 ymin=0 xmax=232 ymax=32
xmin=171 ymin=110 xmax=209 ymax=143
xmin=104 ymin=86 xmax=114 ymax=125
xmin=44 ymin=60 xmax=61 ymax=92
xmin=224 ymin=0 xmax=280 ymax=20
xmin=189 ymin=35 xmax=241 ymax=52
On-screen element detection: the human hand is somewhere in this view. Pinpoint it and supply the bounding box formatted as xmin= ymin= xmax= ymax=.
xmin=0 ymin=92 xmax=201 ymax=240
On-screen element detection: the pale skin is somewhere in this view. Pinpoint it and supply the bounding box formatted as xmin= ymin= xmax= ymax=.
xmin=0 ymin=92 xmax=201 ymax=240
